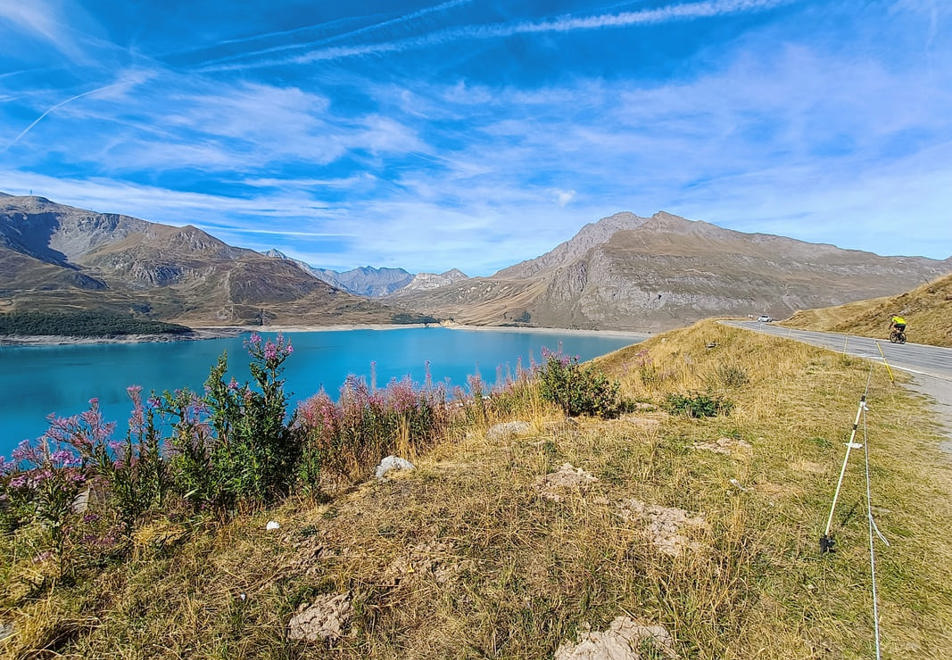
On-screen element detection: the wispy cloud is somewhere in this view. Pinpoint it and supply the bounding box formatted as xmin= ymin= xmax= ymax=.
xmin=202 ymin=0 xmax=792 ymax=70
xmin=195 ymin=0 xmax=473 ymax=69
xmin=2 ymin=80 xmax=128 ymax=152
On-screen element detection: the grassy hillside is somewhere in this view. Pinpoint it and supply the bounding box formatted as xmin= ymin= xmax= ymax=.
xmin=2 ymin=322 xmax=951 ymax=657
xmin=783 ymin=272 xmax=952 ymax=347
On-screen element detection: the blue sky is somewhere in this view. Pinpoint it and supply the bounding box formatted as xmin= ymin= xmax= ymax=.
xmin=1 ymin=0 xmax=950 ymax=275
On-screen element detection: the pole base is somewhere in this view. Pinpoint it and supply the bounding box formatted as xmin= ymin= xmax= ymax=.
xmin=820 ymin=534 xmax=836 ymax=554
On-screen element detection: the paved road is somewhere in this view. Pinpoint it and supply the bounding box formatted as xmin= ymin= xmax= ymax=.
xmin=722 ymin=321 xmax=952 ymax=381
xmin=723 ymin=321 xmax=952 ymax=450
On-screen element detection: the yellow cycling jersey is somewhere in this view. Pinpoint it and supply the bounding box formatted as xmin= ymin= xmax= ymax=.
xmin=892 ymin=316 xmax=906 ymax=325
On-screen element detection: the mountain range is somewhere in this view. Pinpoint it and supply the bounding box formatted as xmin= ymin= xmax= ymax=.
xmin=2 ymin=193 xmax=949 ymax=332
xmin=0 ymin=195 xmax=406 ymax=326
xmin=262 ymin=249 xmax=468 ymax=297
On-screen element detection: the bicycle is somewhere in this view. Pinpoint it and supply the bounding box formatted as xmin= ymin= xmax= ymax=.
xmin=889 ymin=328 xmax=906 ymax=344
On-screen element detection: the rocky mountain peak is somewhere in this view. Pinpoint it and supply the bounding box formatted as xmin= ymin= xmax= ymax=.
xmin=399 ymin=268 xmax=469 ymax=293
xmin=494 ymin=211 xmax=653 ymax=280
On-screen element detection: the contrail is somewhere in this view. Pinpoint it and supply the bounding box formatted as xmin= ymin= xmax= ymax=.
xmin=3 ymin=83 xmax=117 ymax=152
xmin=202 ymin=0 xmax=792 ymax=71
xmin=197 ymin=0 xmax=473 ymax=69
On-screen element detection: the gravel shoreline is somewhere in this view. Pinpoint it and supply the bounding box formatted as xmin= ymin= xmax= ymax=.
xmin=1 ymin=323 xmax=652 ymax=347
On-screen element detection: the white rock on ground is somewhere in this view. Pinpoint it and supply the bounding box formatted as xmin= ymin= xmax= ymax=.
xmin=691 ymin=436 xmax=752 ymax=455
xmin=266 ymin=520 xmax=281 ymax=531
xmin=555 ymin=616 xmax=677 ymax=659
xmin=536 ymin=463 xmax=598 ymax=502
xmin=616 ymin=499 xmax=705 ymax=557
xmin=288 ymin=592 xmax=353 ymax=642
xmin=375 ymin=455 xmax=416 ymax=480
xmin=487 ymin=420 xmax=532 ymax=441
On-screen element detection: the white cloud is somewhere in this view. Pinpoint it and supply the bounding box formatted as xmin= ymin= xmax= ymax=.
xmin=554 ymin=189 xmax=576 ymax=207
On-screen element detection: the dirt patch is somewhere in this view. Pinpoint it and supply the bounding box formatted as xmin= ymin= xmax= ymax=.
xmin=691 ymin=436 xmax=752 ymax=455
xmin=288 ymin=592 xmax=352 ymax=643
xmin=382 ymin=540 xmax=474 ymax=586
xmin=536 ymin=463 xmax=598 ymax=502
xmin=619 ymin=415 xmax=663 ymax=430
xmin=282 ymin=538 xmax=327 ymax=575
xmin=555 ymin=616 xmax=677 ymax=659
xmin=616 ymin=499 xmax=705 ymax=557
xmin=791 ymin=459 xmax=826 ymax=474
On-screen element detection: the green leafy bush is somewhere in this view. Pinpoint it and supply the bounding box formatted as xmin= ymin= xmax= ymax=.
xmin=664 ymin=390 xmax=734 ymax=418
xmin=537 ymin=349 xmax=625 ymax=418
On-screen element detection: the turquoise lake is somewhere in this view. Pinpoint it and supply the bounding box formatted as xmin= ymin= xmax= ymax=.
xmin=0 ymin=327 xmax=640 ymax=457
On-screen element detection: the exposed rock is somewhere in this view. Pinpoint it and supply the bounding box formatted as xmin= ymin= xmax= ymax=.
xmin=0 ymin=621 xmax=13 ymax=642
xmin=400 ymin=269 xmax=469 ymax=292
xmin=616 ymin=499 xmax=705 ymax=556
xmin=691 ymin=436 xmax=752 ymax=455
xmin=375 ymin=455 xmax=416 ymax=480
xmin=487 ymin=420 xmax=532 ymax=441
xmin=288 ymin=592 xmax=352 ymax=643
xmin=555 ymin=616 xmax=677 ymax=659
xmin=536 ymin=463 xmax=598 ymax=501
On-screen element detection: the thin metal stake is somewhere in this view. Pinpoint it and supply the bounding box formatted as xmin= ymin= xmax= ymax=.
xmin=862 ymin=402 xmax=885 ymax=659
xmin=821 ymin=368 xmax=873 ymax=551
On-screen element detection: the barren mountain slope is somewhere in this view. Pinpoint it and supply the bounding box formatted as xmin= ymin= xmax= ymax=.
xmin=0 ymin=195 xmax=401 ymax=326
xmin=396 ymin=211 xmax=951 ymax=331
xmin=782 ymin=271 xmax=952 ymax=347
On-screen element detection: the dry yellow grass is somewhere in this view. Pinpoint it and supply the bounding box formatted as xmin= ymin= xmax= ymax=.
xmin=3 ymin=321 xmax=952 ymax=658
xmin=782 ymin=272 xmax=952 ymax=347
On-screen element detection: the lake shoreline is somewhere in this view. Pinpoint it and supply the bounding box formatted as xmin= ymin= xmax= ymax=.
xmin=0 ymin=327 xmax=245 ymax=347
xmin=0 ymin=323 xmax=652 ymax=347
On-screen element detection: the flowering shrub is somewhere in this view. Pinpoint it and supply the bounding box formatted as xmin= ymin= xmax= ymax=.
xmin=537 ymin=348 xmax=626 ymax=418
xmin=2 ymin=403 xmax=111 ymax=576
xmin=165 ymin=333 xmax=296 ymax=509
xmin=295 ymin=375 xmax=449 ymax=486
xmin=89 ymin=386 xmax=169 ymax=531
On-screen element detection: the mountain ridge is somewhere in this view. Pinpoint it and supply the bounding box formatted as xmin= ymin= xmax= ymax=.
xmin=0 ymin=195 xmax=406 ymax=327
xmin=393 ymin=210 xmax=952 ymax=331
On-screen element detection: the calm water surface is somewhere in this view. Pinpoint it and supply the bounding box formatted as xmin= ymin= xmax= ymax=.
xmin=0 ymin=328 xmax=639 ymax=456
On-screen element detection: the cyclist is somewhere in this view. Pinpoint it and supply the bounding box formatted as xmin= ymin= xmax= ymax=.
xmin=889 ymin=315 xmax=907 ymax=340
